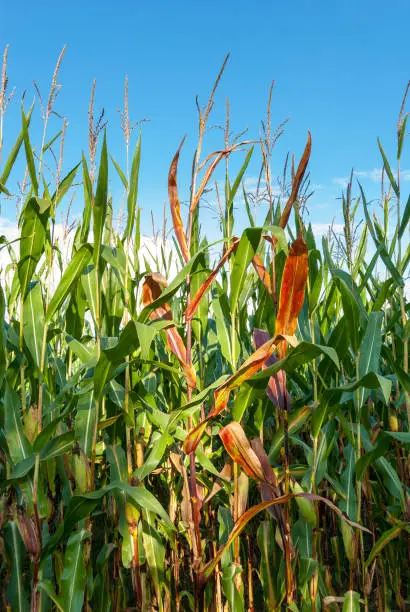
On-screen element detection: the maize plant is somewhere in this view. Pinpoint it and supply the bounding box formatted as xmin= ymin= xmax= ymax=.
xmin=0 ymin=48 xmax=410 ymax=611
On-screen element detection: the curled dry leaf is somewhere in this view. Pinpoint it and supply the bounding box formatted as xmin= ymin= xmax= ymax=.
xmin=168 ymin=137 xmax=190 ymax=263
xmin=279 ymin=131 xmax=312 ymax=230
xmin=142 ymin=274 xmax=196 ymax=388
xmin=219 ymin=421 xmax=265 ymax=481
xmin=190 ymin=149 xmax=231 ymax=214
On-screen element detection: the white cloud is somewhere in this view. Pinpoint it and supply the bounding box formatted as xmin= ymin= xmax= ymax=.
xmin=334 ymin=168 xmax=410 ymax=186
xmin=0 ymin=219 xmax=179 ymax=298
xmin=356 ymin=168 xmax=383 ymax=182
xmin=311 ymin=222 xmax=344 ymax=235
xmin=311 ymin=202 xmax=329 ymax=210
xmin=332 ymin=177 xmax=349 ymax=188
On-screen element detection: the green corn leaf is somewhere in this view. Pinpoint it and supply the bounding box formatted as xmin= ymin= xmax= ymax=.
xmin=94 ymin=321 xmax=139 ymax=400
xmin=0 ymin=104 xmax=33 ymax=185
xmin=23 ymin=281 xmax=44 ymax=370
xmin=0 ymin=282 xmax=6 ymax=385
xmin=4 ymin=522 xmax=30 ymax=612
xmin=230 ymin=227 xmax=262 ymax=312
xmin=52 ymin=162 xmax=81 ymax=206
xmin=18 ymin=197 xmax=48 ymax=300
xmin=80 ymin=154 xmax=93 ymax=244
xmin=41 ymin=481 xmax=173 ymax=562
xmin=399 ymin=193 xmax=410 ymax=238
xmin=46 ymin=244 xmax=93 ymax=323
xmin=93 ymin=131 xmax=108 ymax=269
xmin=142 ymin=511 xmax=166 ymax=611
xmin=75 ymin=390 xmax=95 ymax=455
xmin=21 ymin=106 xmax=38 ymax=195
xmin=360 ymin=183 xmax=404 ymax=287
xmin=228 ymin=147 xmax=253 ymax=209
xmin=342 ymin=590 xmax=361 ymax=612
xmin=42 ymin=129 xmax=63 ymax=153
xmin=365 ymin=524 xmax=404 ymax=568
xmin=61 ymin=529 xmax=91 ymax=612
xmin=378 ymin=139 xmax=399 ymax=197
xmin=37 ymin=581 xmax=65 ymax=611
xmin=357 ymin=311 xmax=383 ymax=408
xmin=110 ymin=154 xmax=128 ymax=189
xmin=123 ymin=134 xmax=141 ymax=241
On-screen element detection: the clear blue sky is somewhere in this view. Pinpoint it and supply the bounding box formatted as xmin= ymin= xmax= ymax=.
xmin=1 ymin=0 xmax=410 ymax=236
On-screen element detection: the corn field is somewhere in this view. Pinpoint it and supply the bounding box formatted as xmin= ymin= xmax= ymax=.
xmin=0 ymin=48 xmax=410 ymax=611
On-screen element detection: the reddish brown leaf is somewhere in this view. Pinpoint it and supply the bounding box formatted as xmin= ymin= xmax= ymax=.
xmin=184 ymin=334 xmax=298 ymax=454
xmin=279 ymin=132 xmax=312 ymax=230
xmin=251 ymin=253 xmax=272 ymax=296
xmin=185 ymin=238 xmax=240 ymax=321
xmin=211 ymin=334 xmax=296 ymax=413
xmin=219 ymin=422 xmax=265 ymax=481
xmin=275 ymin=233 xmax=308 ymax=358
xmin=183 ymin=418 xmax=210 ymax=455
xmin=190 ymin=150 xmax=230 ymax=214
xmin=253 ymin=328 xmax=290 ymax=410
xmin=142 ymin=274 xmax=196 ymax=388
xmin=168 ymin=137 xmax=190 ymax=263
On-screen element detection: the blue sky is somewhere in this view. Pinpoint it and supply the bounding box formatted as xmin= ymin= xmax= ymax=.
xmin=1 ymin=0 xmax=410 ymax=237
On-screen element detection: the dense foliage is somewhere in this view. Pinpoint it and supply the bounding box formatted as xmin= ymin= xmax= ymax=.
xmin=0 ymin=49 xmax=409 ymax=611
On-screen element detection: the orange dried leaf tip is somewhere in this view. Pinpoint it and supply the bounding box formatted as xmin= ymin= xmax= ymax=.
xmin=183 ymin=419 xmax=210 ymax=455
xmin=142 ymin=273 xmax=168 ymax=308
xmin=275 ymin=233 xmax=308 ymax=357
xmin=252 ymin=253 xmax=272 ymax=296
xmin=142 ymin=273 xmax=196 ymax=388
xmin=168 ymin=137 xmax=190 ymax=263
xmin=279 ymin=131 xmax=312 ymax=230
xmin=219 ymin=422 xmax=265 ymax=482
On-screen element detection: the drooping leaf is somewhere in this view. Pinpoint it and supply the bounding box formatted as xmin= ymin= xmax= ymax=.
xmin=142 ymin=274 xmax=196 ymax=388
xmin=168 ymin=137 xmax=190 ymax=262
xmin=46 ymin=244 xmax=93 ymax=323
xmin=219 ymin=421 xmax=265 ymax=481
